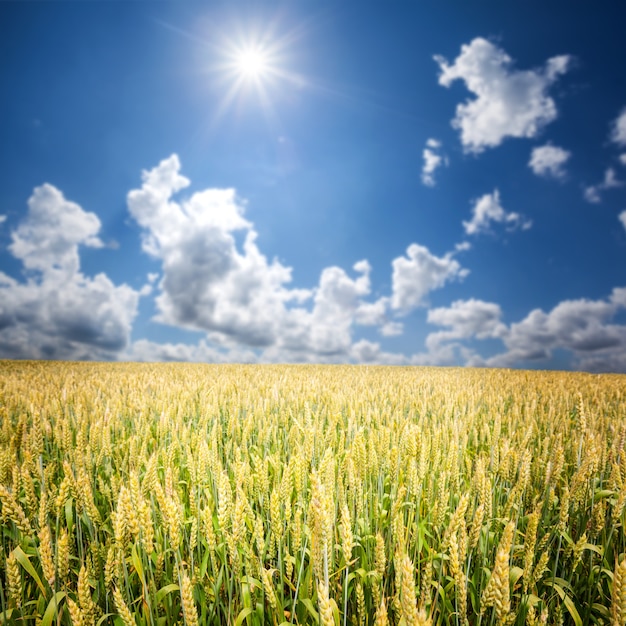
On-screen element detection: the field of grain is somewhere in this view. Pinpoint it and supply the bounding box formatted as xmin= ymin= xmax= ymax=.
xmin=0 ymin=361 xmax=625 ymax=625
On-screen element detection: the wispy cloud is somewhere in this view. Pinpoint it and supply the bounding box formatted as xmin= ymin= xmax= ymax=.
xmin=463 ymin=189 xmax=531 ymax=235
xmin=584 ymin=168 xmax=624 ymax=203
xmin=611 ymin=107 xmax=626 ymax=147
xmin=421 ymin=138 xmax=447 ymax=186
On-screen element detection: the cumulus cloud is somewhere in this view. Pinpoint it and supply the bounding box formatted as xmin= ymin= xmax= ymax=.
xmin=353 ymin=296 xmax=403 ymax=336
xmin=380 ymin=321 xmax=404 ymax=337
xmin=354 ymin=297 xmax=388 ymax=327
xmin=10 ymin=156 xmax=625 ymax=371
xmin=405 ymin=290 xmax=626 ymax=372
xmin=128 ymin=155 xmax=465 ymax=361
xmin=348 ymin=339 xmax=410 ymax=365
xmin=416 ymin=298 xmax=506 ymax=364
xmin=619 ymin=154 xmax=626 ymax=166
xmin=0 ymin=154 xmax=464 ymax=365
xmin=10 ymin=184 xmax=103 ymax=275
xmin=584 ymin=168 xmax=624 ymax=203
xmin=120 ymin=155 xmax=626 ymax=372
xmin=529 ymin=144 xmax=571 ymax=179
xmin=127 ymin=338 xmax=258 ymax=363
xmin=488 ymin=288 xmax=626 ymax=372
xmin=0 ymin=185 xmax=141 ymax=359
xmin=421 ymin=138 xmax=447 ymax=186
xmin=463 ymin=189 xmax=531 ymax=235
xmin=390 ymin=243 xmax=468 ymax=312
xmin=127 ymin=155 xmax=311 ymax=348
xmin=0 ymin=215 xmax=6 ymax=225
xmin=302 ymin=262 xmax=375 ymax=356
xmin=435 ymin=38 xmax=571 ymax=153
xmin=427 ymin=299 xmax=507 ymax=340
xmin=611 ymin=108 xmax=626 ymax=147
xmin=132 ymin=279 xmax=626 ymax=371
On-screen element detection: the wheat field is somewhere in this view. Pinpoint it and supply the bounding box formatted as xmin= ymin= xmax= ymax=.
xmin=0 ymin=361 xmax=625 ymax=625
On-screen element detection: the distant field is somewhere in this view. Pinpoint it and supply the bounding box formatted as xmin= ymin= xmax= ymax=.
xmin=0 ymin=361 xmax=625 ymax=625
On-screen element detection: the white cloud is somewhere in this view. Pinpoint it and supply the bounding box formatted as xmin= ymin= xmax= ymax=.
xmin=619 ymin=154 xmax=626 ymax=166
xmin=463 ymin=189 xmax=531 ymax=235
xmin=435 ymin=38 xmax=571 ymax=153
xmin=584 ymin=187 xmax=601 ymax=204
xmin=129 ymin=278 xmax=626 ymax=372
xmin=421 ymin=138 xmax=447 ymax=186
xmin=10 ymin=184 xmax=103 ymax=276
xmin=127 ymin=155 xmax=309 ymax=348
xmin=529 ymin=144 xmax=571 ymax=179
xmin=427 ymin=298 xmax=507 ymax=340
xmin=603 ymin=168 xmax=622 ymax=187
xmin=0 ymin=272 xmax=140 ymax=360
xmin=403 ymin=290 xmax=626 ymax=373
xmin=0 ymin=215 xmax=6 ymax=225
xmin=11 ymin=157 xmax=626 ymax=371
xmin=584 ymin=168 xmax=624 ymax=203
xmin=127 ymin=338 xmax=258 ymax=363
xmin=488 ymin=288 xmax=626 ymax=371
xmin=380 ymin=321 xmax=404 ymax=337
xmin=455 ymin=241 xmax=472 ymax=252
xmin=125 ymin=156 xmax=479 ymax=361
xmin=349 ymin=339 xmax=383 ymax=364
xmin=349 ymin=339 xmax=408 ymax=365
xmin=303 ymin=262 xmax=374 ymax=356
xmin=390 ymin=243 xmax=468 ymax=312
xmin=128 ymin=155 xmax=473 ymax=360
xmin=419 ymin=298 xmax=506 ymax=364
xmin=354 ymin=296 xmax=403 ymax=336
xmin=611 ymin=108 xmax=626 ymax=147
xmin=354 ymin=297 xmax=388 ymax=327
xmin=0 ymin=185 xmax=141 ymax=359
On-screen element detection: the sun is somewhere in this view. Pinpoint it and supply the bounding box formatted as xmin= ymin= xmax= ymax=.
xmin=208 ymin=27 xmax=304 ymax=130
xmin=236 ymin=48 xmax=269 ymax=78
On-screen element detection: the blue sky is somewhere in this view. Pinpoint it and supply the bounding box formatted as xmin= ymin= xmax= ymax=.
xmin=1 ymin=1 xmax=626 ymax=370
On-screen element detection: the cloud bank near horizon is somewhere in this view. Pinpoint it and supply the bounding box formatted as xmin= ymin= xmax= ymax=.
xmin=1 ymin=154 xmax=625 ymax=371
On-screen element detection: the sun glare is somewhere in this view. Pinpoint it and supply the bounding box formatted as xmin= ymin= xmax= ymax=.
xmin=236 ymin=48 xmax=269 ymax=78
xmin=208 ymin=27 xmax=303 ymax=131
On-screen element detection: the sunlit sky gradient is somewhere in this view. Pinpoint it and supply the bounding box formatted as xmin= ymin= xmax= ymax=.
xmin=1 ymin=2 xmax=626 ymax=370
